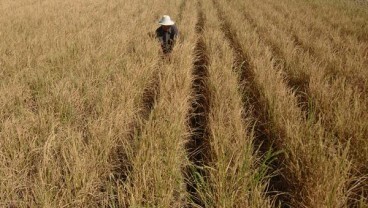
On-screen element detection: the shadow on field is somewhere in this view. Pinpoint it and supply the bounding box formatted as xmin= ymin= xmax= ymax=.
xmin=185 ymin=2 xmax=212 ymax=207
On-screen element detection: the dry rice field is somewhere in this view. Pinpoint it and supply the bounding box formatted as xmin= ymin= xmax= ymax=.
xmin=1 ymin=0 xmax=368 ymax=207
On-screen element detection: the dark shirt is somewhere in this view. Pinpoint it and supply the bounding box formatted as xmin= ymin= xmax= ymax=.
xmin=156 ymin=25 xmax=179 ymax=54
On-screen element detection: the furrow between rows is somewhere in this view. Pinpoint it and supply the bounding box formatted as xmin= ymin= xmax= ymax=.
xmin=109 ymin=71 xmax=160 ymax=206
xmin=211 ymin=1 xmax=289 ymax=206
xmin=186 ymin=2 xmax=211 ymax=206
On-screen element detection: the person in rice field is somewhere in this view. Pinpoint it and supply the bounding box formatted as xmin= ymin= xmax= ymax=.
xmin=156 ymin=15 xmax=179 ymax=55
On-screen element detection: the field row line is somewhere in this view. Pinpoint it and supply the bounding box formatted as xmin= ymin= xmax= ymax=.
xmin=253 ymin=0 xmax=367 ymax=92
xmin=213 ymin=0 xmax=353 ymax=207
xmin=227 ymin=1 xmax=368 ymax=204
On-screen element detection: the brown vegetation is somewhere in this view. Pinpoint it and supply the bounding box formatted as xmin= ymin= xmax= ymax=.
xmin=0 ymin=0 xmax=367 ymax=207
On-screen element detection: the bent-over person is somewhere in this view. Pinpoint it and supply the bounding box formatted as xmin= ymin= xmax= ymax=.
xmin=156 ymin=15 xmax=179 ymax=55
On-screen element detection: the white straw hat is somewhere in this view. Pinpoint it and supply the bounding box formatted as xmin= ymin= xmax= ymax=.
xmin=158 ymin=15 xmax=175 ymax=26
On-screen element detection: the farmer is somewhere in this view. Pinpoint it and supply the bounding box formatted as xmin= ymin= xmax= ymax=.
xmin=156 ymin=15 xmax=179 ymax=54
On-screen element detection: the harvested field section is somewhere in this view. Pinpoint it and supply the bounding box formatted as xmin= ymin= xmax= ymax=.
xmin=214 ymin=0 xmax=351 ymax=207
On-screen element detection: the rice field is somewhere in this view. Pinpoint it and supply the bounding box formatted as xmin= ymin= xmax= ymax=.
xmin=0 ymin=0 xmax=367 ymax=207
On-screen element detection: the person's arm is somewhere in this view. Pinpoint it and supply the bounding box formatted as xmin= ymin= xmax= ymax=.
xmin=156 ymin=28 xmax=164 ymax=44
xmin=173 ymin=25 xmax=179 ymax=40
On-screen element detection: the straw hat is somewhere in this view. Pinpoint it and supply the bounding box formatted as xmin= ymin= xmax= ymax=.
xmin=158 ymin=15 xmax=175 ymax=26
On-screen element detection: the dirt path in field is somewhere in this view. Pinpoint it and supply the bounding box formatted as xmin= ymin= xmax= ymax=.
xmin=212 ymin=1 xmax=295 ymax=207
xmin=185 ymin=1 xmax=212 ymax=207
